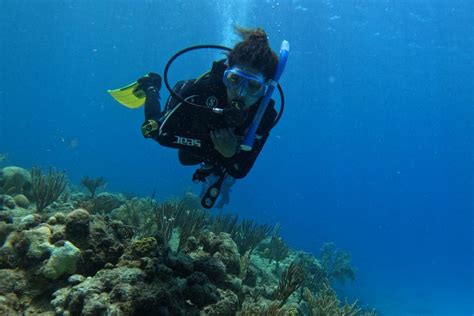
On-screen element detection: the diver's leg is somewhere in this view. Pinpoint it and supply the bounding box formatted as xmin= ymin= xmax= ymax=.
xmin=140 ymin=86 xmax=162 ymax=139
xmin=216 ymin=176 xmax=236 ymax=208
xmin=137 ymin=72 xmax=163 ymax=121
xmin=200 ymin=172 xmax=220 ymax=197
xmin=144 ymin=87 xmax=162 ymax=120
xmin=138 ymin=73 xmax=164 ymax=139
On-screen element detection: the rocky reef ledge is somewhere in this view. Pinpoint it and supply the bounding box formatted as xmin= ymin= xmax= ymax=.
xmin=0 ymin=166 xmax=377 ymax=315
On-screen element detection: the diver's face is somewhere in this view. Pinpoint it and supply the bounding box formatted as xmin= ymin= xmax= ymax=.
xmin=224 ymin=65 xmax=267 ymax=109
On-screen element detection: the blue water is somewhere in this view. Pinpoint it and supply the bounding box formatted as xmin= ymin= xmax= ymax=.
xmin=1 ymin=1 xmax=472 ymax=315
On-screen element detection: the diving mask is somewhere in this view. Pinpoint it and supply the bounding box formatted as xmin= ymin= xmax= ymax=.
xmin=223 ymin=67 xmax=268 ymax=97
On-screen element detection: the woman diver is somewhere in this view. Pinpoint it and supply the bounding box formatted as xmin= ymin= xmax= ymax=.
xmin=110 ymin=27 xmax=288 ymax=208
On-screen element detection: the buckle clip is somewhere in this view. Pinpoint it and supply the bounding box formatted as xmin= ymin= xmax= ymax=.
xmin=141 ymin=119 xmax=158 ymax=138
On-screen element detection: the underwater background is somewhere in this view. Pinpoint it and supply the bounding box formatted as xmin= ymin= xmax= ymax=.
xmin=0 ymin=0 xmax=472 ymax=315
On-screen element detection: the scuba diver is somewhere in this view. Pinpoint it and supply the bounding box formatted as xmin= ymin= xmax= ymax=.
xmin=109 ymin=27 xmax=288 ymax=209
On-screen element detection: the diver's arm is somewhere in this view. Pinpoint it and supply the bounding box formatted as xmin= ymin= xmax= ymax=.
xmin=224 ymin=133 xmax=269 ymax=179
xmin=223 ymin=104 xmax=277 ymax=179
xmin=142 ymin=80 xmax=215 ymax=151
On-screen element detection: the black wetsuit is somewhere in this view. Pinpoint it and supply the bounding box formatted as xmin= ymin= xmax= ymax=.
xmin=142 ymin=60 xmax=277 ymax=180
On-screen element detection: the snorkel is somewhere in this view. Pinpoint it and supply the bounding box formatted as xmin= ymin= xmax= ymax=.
xmin=241 ymin=40 xmax=289 ymax=151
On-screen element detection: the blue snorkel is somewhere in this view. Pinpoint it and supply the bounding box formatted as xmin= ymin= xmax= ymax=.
xmin=241 ymin=40 xmax=289 ymax=151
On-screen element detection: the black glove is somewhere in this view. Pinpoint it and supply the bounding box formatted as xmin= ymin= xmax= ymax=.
xmin=137 ymin=72 xmax=162 ymax=92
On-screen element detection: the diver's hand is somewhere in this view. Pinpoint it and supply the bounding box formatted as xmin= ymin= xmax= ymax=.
xmin=211 ymin=128 xmax=238 ymax=158
xmin=137 ymin=72 xmax=162 ymax=91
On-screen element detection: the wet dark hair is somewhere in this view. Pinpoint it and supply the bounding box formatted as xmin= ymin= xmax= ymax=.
xmin=227 ymin=27 xmax=278 ymax=80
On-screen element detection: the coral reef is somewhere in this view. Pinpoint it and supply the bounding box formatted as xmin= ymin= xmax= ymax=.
xmin=298 ymin=252 xmax=329 ymax=293
xmin=232 ymin=219 xmax=274 ymax=255
xmin=31 ymin=166 xmax=67 ymax=212
xmin=0 ymin=164 xmax=377 ymax=315
xmin=80 ymin=176 xmax=107 ymax=198
xmin=320 ymin=242 xmax=357 ymax=284
xmin=13 ymin=194 xmax=30 ymax=208
xmin=302 ymin=284 xmax=377 ymax=316
xmin=259 ymin=234 xmax=290 ymax=270
xmin=276 ymin=260 xmax=306 ymax=306
xmin=40 ymin=241 xmax=81 ymax=279
xmin=0 ymin=166 xmax=32 ymax=198
xmin=73 ymin=191 xmax=127 ymax=214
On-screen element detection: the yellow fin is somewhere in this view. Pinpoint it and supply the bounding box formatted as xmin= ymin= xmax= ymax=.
xmin=107 ymin=81 xmax=145 ymax=109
